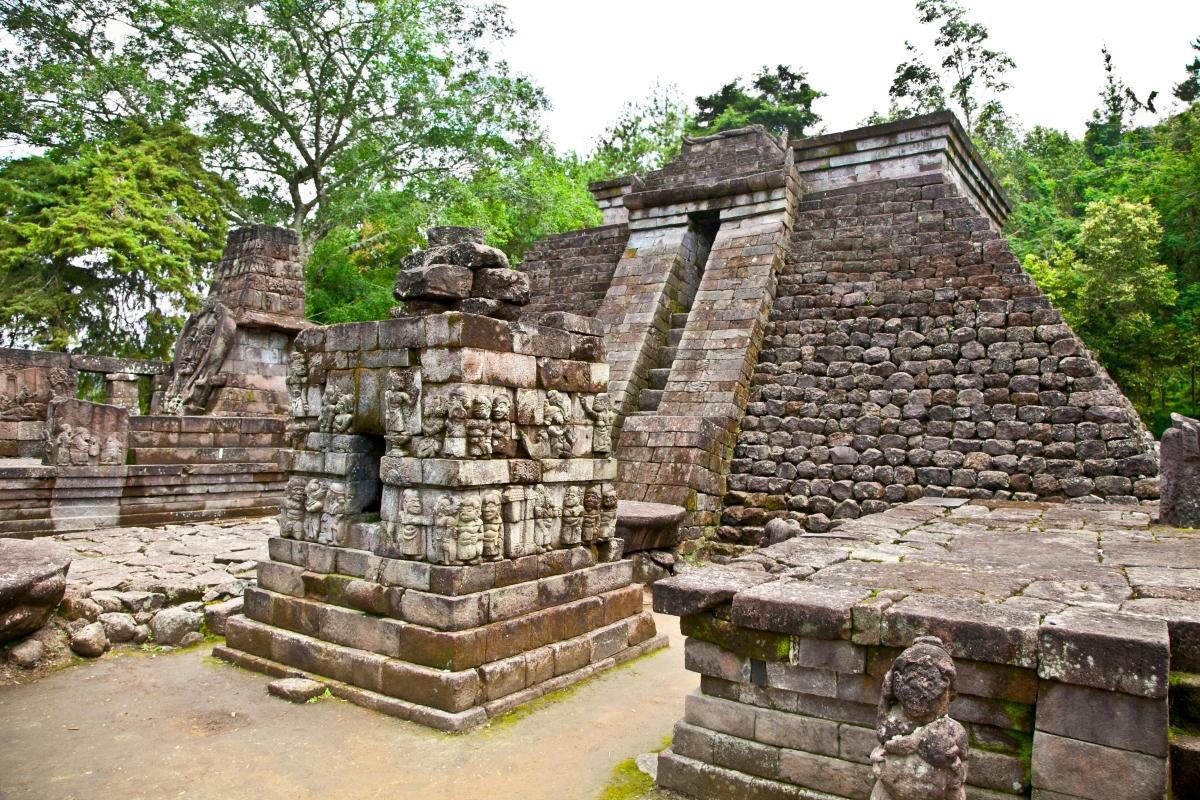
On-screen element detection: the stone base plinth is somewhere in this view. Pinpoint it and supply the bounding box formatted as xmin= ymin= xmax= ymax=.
xmin=215 ymin=537 xmax=665 ymax=731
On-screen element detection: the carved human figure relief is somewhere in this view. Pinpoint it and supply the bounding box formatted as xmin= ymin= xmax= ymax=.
xmin=599 ymin=484 xmax=619 ymax=541
xmin=870 ymin=636 xmax=969 ymax=800
xmin=281 ymin=478 xmax=306 ymax=539
xmin=456 ymin=495 xmax=483 ymax=564
xmin=481 ymin=490 xmax=503 ymax=561
xmin=561 ymin=485 xmax=584 ymax=546
xmin=384 ymin=370 xmax=418 ymax=456
xmin=304 ymin=479 xmax=327 ymax=541
xmin=319 ymin=482 xmax=347 ymax=545
xmin=581 ymin=485 xmax=602 ymax=543
xmin=432 ymin=495 xmax=459 ymax=565
xmin=490 ymin=393 xmax=515 ymax=458
xmin=52 ymin=423 xmax=73 ymax=466
xmin=418 ymin=395 xmax=447 ymax=458
xmin=466 ymin=395 xmax=493 ymax=458
xmin=99 ymin=434 xmax=124 ymax=465
xmin=532 ymin=484 xmax=560 ymax=552
xmin=160 ymin=300 xmax=236 ymax=414
xmin=397 ymin=489 xmax=426 ymax=559
xmin=69 ymin=427 xmax=95 ymax=465
xmin=286 ymin=352 xmax=308 ymax=418
xmin=582 ymin=393 xmax=615 ymax=454
xmin=543 ymin=389 xmax=574 ymax=458
xmin=332 ymin=393 xmax=354 ymax=433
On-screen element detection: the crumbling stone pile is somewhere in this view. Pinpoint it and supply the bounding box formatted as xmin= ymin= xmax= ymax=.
xmin=393 ymin=226 xmax=531 ymax=320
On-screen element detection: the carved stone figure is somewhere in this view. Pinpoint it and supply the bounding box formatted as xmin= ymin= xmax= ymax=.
xmin=561 ymin=485 xmax=584 ymax=546
xmin=99 ymin=434 xmax=124 ymax=465
xmin=532 ymin=484 xmax=559 ymax=552
xmin=443 ymin=390 xmax=469 ymax=457
xmin=1161 ymin=413 xmax=1200 ymax=528
xmin=481 ymin=490 xmax=503 ymax=560
xmin=160 ymin=300 xmax=236 ymax=414
xmin=397 ymin=489 xmax=426 ymax=559
xmin=599 ymin=484 xmax=619 ymax=541
xmin=384 ymin=370 xmax=417 ymax=455
xmin=490 ymin=393 xmax=515 ymax=457
xmin=52 ymin=423 xmax=73 ymax=466
xmin=543 ymin=390 xmax=574 ymax=458
xmin=433 ymin=495 xmax=458 ymax=564
xmin=456 ymin=496 xmax=483 ymax=564
xmin=320 ymin=483 xmax=347 ymax=545
xmin=332 ymin=393 xmax=354 ymax=433
xmin=418 ymin=395 xmax=447 ymax=458
xmin=581 ymin=485 xmax=602 ymax=543
xmin=304 ymin=479 xmax=327 ymax=541
xmin=583 ymin=393 xmax=615 ymax=454
xmin=69 ymin=427 xmax=95 ymax=466
xmin=286 ymin=352 xmax=308 ymax=418
xmin=318 ymin=390 xmax=337 ymax=432
xmin=466 ymin=395 xmax=493 ymax=458
xmin=281 ymin=479 xmax=306 ymax=539
xmin=870 ymin=636 xmax=969 ymax=800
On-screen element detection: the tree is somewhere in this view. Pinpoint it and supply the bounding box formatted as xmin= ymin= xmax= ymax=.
xmin=1084 ymin=47 xmax=1157 ymax=161
xmin=2 ymin=0 xmax=546 ymax=260
xmin=888 ymin=0 xmax=1015 ymax=133
xmin=690 ymin=65 xmax=823 ymax=140
xmin=0 ymin=123 xmax=235 ymax=356
xmin=1174 ymin=37 xmax=1200 ymax=102
xmin=590 ymin=83 xmax=690 ymax=178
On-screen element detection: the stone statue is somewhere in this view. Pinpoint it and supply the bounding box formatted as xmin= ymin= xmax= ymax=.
xmin=318 ymin=390 xmax=337 ymax=432
xmin=466 ymin=395 xmax=492 ymax=458
xmin=581 ymin=485 xmax=602 ymax=543
xmin=870 ymin=636 xmax=969 ymax=800
xmin=332 ymin=393 xmax=354 ymax=433
xmin=456 ymin=495 xmax=483 ymax=564
xmin=599 ymin=484 xmax=618 ymax=540
xmin=1161 ymin=413 xmax=1200 ymax=528
xmin=561 ymin=485 xmax=584 ymax=546
xmin=286 ymin=352 xmax=308 ymax=418
xmin=490 ymin=393 xmax=515 ymax=457
xmin=433 ymin=495 xmax=458 ymax=564
xmin=304 ymin=479 xmax=327 ymax=541
xmin=543 ymin=390 xmax=574 ymax=458
xmin=481 ymin=490 xmax=503 ymax=561
xmin=532 ymin=484 xmax=559 ymax=552
xmin=582 ymin=393 xmax=615 ymax=454
xmin=320 ymin=482 xmax=347 ymax=545
xmin=384 ymin=370 xmax=417 ymax=455
xmin=52 ymin=423 xmax=73 ymax=466
xmin=397 ymin=489 xmax=425 ymax=559
xmin=99 ymin=434 xmax=124 ymax=465
xmin=443 ymin=390 xmax=470 ymax=458
xmin=160 ymin=300 xmax=236 ymax=414
xmin=418 ymin=395 xmax=446 ymax=458
xmin=281 ymin=479 xmax=306 ymax=539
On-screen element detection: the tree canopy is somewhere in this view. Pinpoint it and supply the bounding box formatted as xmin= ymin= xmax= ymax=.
xmin=690 ymin=65 xmax=823 ymax=140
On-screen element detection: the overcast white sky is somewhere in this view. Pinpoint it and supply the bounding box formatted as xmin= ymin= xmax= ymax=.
xmin=495 ymin=0 xmax=1200 ymax=154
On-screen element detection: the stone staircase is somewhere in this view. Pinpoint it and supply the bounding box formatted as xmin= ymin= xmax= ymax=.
xmin=637 ymin=311 xmax=690 ymax=413
xmin=1172 ymin=672 xmax=1200 ymax=795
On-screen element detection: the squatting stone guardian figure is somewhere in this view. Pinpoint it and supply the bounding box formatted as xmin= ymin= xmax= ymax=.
xmin=871 ymin=636 xmax=969 ymax=800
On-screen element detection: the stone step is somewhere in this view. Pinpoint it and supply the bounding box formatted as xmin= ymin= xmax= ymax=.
xmin=1172 ymin=730 xmax=1200 ymax=795
xmin=1172 ymin=673 xmax=1200 ymax=730
xmin=666 ymin=327 xmax=685 ymax=347
xmin=647 ymin=368 xmax=671 ymax=391
xmin=639 ymin=389 xmax=663 ymax=412
xmin=671 ymin=312 xmax=690 ymax=329
xmin=659 ymin=346 xmax=678 ymax=365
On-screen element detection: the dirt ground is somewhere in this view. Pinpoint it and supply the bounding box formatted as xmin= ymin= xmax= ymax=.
xmin=0 ymin=612 xmax=693 ymax=800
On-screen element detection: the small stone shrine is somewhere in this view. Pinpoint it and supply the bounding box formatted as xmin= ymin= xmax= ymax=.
xmin=216 ymin=229 xmax=665 ymax=730
xmin=1160 ymin=412 xmax=1200 ymax=528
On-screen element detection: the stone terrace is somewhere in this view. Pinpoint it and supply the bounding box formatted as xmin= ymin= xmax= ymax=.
xmin=653 ymin=499 xmax=1200 ymax=799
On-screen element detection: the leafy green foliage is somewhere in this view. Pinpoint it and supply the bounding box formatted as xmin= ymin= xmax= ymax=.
xmin=1175 ymin=38 xmax=1200 ymax=102
xmin=888 ymin=0 xmax=1015 ymax=133
xmin=0 ymin=122 xmax=234 ymax=357
xmin=590 ymin=83 xmax=690 ymax=179
xmin=690 ymin=65 xmax=823 ymax=139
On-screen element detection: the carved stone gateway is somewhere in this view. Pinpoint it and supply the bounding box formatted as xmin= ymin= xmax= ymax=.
xmin=871 ymin=636 xmax=968 ymax=800
xmin=216 ymin=268 xmax=665 ymax=729
xmin=1160 ymin=413 xmax=1200 ymax=528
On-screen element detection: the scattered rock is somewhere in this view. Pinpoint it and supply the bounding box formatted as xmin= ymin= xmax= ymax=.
xmin=98 ymin=612 xmax=137 ymax=643
xmin=69 ymin=622 xmax=109 ymax=658
xmin=149 ymin=606 xmax=203 ymax=646
xmin=177 ymin=631 xmax=204 ymax=648
xmin=0 ymin=538 xmax=72 ymax=644
xmin=59 ymin=588 xmax=101 ymax=622
xmin=267 ymin=677 xmax=327 ymax=704
xmin=635 ymin=753 xmax=659 ymax=781
xmin=762 ymin=517 xmax=804 ymax=547
xmin=90 ymin=591 xmax=124 ymax=613
xmin=132 ymin=624 xmax=151 ymax=644
xmin=116 ymin=590 xmax=164 ymax=613
xmin=9 ymin=638 xmax=44 ymax=669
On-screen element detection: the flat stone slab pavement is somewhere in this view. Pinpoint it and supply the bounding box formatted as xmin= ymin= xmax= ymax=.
xmin=52 ymin=518 xmax=272 ymax=598
xmin=0 ymin=610 xmax=694 ymax=800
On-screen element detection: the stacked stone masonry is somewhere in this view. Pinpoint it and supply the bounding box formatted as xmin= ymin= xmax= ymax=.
xmin=215 ymin=310 xmax=665 ymax=730
xmin=519 ymin=223 xmax=629 ymax=318
xmin=653 ymin=499 xmax=1191 ymax=800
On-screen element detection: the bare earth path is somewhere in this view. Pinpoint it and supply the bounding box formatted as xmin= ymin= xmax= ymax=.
xmin=0 ymin=610 xmax=692 ymax=800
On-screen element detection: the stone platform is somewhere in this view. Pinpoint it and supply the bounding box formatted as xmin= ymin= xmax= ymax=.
xmin=652 ymin=498 xmax=1199 ymax=800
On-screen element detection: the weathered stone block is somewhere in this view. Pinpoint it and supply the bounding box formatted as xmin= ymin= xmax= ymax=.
xmin=1038 ymin=608 xmax=1169 ymax=697
xmin=1031 ymin=731 xmax=1166 ymax=800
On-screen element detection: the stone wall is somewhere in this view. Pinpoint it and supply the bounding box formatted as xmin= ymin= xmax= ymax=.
xmin=519 ymin=224 xmax=628 ymax=317
xmin=721 ymin=164 xmax=1157 ymax=542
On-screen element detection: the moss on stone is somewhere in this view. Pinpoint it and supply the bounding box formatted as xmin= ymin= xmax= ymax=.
xmin=680 ymin=612 xmax=791 ymax=662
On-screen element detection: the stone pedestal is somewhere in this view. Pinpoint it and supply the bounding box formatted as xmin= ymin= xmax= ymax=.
xmin=104 ymin=373 xmax=141 ymax=413
xmin=215 ymin=311 xmax=666 ymax=730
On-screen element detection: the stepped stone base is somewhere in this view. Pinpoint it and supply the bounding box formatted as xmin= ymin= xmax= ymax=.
xmin=217 ymin=537 xmax=665 ymax=731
